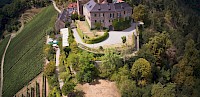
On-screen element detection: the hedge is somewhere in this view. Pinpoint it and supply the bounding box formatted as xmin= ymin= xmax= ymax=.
xmin=86 ymin=32 xmax=109 ymax=44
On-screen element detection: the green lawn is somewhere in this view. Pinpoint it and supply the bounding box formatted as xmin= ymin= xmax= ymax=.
xmin=2 ymin=6 xmax=57 ymax=97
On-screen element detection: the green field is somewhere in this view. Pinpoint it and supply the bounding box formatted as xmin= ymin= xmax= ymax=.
xmin=2 ymin=6 xmax=57 ymax=97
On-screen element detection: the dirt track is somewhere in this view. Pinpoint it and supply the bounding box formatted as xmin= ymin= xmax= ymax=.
xmin=0 ymin=34 xmax=12 ymax=97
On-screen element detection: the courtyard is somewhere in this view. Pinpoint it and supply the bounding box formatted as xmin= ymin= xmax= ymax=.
xmin=72 ymin=23 xmax=137 ymax=48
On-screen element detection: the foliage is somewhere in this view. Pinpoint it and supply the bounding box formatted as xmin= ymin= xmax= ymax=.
xmin=99 ymin=49 xmax=123 ymax=78
xmin=61 ymin=82 xmax=76 ymax=96
xmin=138 ymin=32 xmax=172 ymax=67
xmin=151 ymin=82 xmax=176 ymax=97
xmin=48 ymin=87 xmax=62 ymax=97
xmin=0 ymin=0 xmax=50 ymax=37
xmin=121 ymin=36 xmax=126 ymax=44
xmin=36 ymin=82 xmax=40 ymax=97
xmin=2 ymin=6 xmax=57 ymax=97
xmin=86 ymin=32 xmax=109 ymax=44
xmin=78 ymin=15 xmax=85 ymax=21
xmin=71 ymin=12 xmax=78 ymax=20
xmin=112 ymin=18 xmax=131 ymax=31
xmin=172 ymin=39 xmax=199 ymax=96
xmin=44 ymin=61 xmax=56 ymax=76
xmin=131 ymin=58 xmax=151 ymax=85
xmin=94 ymin=22 xmax=102 ymax=30
xmin=76 ymin=51 xmax=98 ymax=83
xmin=65 ymin=22 xmax=71 ymax=28
xmin=44 ymin=44 xmax=56 ymax=61
xmin=132 ymin=4 xmax=147 ymax=22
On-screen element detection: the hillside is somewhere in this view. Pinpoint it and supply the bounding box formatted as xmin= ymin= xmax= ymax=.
xmin=2 ymin=5 xmax=57 ymax=97
xmin=0 ymin=36 xmax=11 ymax=67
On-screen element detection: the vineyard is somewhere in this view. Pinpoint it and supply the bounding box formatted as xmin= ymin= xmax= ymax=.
xmin=0 ymin=35 xmax=11 ymax=80
xmin=2 ymin=6 xmax=57 ymax=97
xmin=0 ymin=36 xmax=11 ymax=64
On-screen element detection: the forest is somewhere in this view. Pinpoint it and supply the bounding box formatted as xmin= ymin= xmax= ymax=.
xmin=119 ymin=0 xmax=200 ymax=96
xmin=0 ymin=0 xmax=200 ymax=96
xmin=0 ymin=0 xmax=50 ymax=38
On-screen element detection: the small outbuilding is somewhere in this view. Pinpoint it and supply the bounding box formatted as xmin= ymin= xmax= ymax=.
xmin=60 ymin=28 xmax=69 ymax=47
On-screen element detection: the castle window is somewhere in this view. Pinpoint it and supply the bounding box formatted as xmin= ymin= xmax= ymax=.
xmin=94 ymin=14 xmax=96 ymax=17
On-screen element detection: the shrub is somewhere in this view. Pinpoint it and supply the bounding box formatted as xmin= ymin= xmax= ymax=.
xmin=78 ymin=15 xmax=85 ymax=21
xmin=61 ymin=82 xmax=76 ymax=96
xmin=112 ymin=17 xmax=131 ymax=31
xmin=86 ymin=32 xmax=109 ymax=44
xmin=44 ymin=61 xmax=56 ymax=76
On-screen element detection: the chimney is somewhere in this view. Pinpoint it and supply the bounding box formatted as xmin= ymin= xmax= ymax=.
xmin=98 ymin=4 xmax=101 ymax=10
xmin=108 ymin=3 xmax=111 ymax=10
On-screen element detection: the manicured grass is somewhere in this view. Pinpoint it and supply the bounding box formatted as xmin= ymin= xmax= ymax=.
xmin=2 ymin=6 xmax=57 ymax=97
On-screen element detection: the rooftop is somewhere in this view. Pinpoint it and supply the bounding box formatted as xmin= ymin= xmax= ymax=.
xmin=67 ymin=2 xmax=77 ymax=9
xmin=84 ymin=0 xmax=132 ymax=12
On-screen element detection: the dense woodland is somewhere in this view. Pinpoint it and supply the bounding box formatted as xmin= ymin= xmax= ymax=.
xmin=0 ymin=0 xmax=50 ymax=38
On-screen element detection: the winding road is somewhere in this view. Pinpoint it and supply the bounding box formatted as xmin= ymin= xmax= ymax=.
xmin=51 ymin=0 xmax=61 ymax=13
xmin=72 ymin=23 xmax=137 ymax=48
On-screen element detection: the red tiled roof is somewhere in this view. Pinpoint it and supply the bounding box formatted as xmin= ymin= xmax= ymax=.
xmin=117 ymin=0 xmax=124 ymax=3
xmin=67 ymin=2 xmax=77 ymax=8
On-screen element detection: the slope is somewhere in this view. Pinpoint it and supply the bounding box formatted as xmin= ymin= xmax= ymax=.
xmin=2 ymin=6 xmax=57 ymax=97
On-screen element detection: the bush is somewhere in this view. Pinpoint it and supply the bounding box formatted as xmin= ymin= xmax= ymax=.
xmin=78 ymin=15 xmax=85 ymax=21
xmin=44 ymin=61 xmax=56 ymax=76
xmin=112 ymin=18 xmax=131 ymax=31
xmin=86 ymin=32 xmax=109 ymax=44
xmin=61 ymin=82 xmax=76 ymax=96
xmin=71 ymin=12 xmax=78 ymax=20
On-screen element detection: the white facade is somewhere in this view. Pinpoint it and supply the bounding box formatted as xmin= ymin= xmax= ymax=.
xmin=60 ymin=28 xmax=69 ymax=47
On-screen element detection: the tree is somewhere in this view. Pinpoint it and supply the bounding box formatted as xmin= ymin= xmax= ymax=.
xmin=138 ymin=32 xmax=172 ymax=67
xmin=151 ymin=82 xmax=176 ymax=97
xmin=132 ymin=4 xmax=147 ymax=22
xmin=62 ymin=82 xmax=76 ymax=96
xmin=172 ymin=39 xmax=199 ymax=96
xmin=44 ymin=61 xmax=56 ymax=76
xmin=76 ymin=51 xmax=98 ymax=83
xmin=71 ymin=12 xmax=78 ymax=20
xmin=100 ymin=49 xmax=123 ymax=78
xmin=131 ymin=58 xmax=151 ymax=85
xmin=111 ymin=65 xmax=131 ymax=82
xmin=67 ymin=53 xmax=79 ymax=71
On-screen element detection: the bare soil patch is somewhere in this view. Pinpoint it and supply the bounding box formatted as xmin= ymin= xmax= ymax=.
xmin=76 ymin=79 xmax=121 ymax=97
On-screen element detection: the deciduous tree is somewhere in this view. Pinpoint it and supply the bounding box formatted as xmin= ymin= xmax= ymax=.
xmin=131 ymin=58 xmax=151 ymax=85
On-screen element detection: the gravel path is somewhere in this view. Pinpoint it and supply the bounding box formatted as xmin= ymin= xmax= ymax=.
xmin=51 ymin=0 xmax=61 ymax=13
xmin=55 ymin=47 xmax=67 ymax=97
xmin=72 ymin=23 xmax=137 ymax=48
